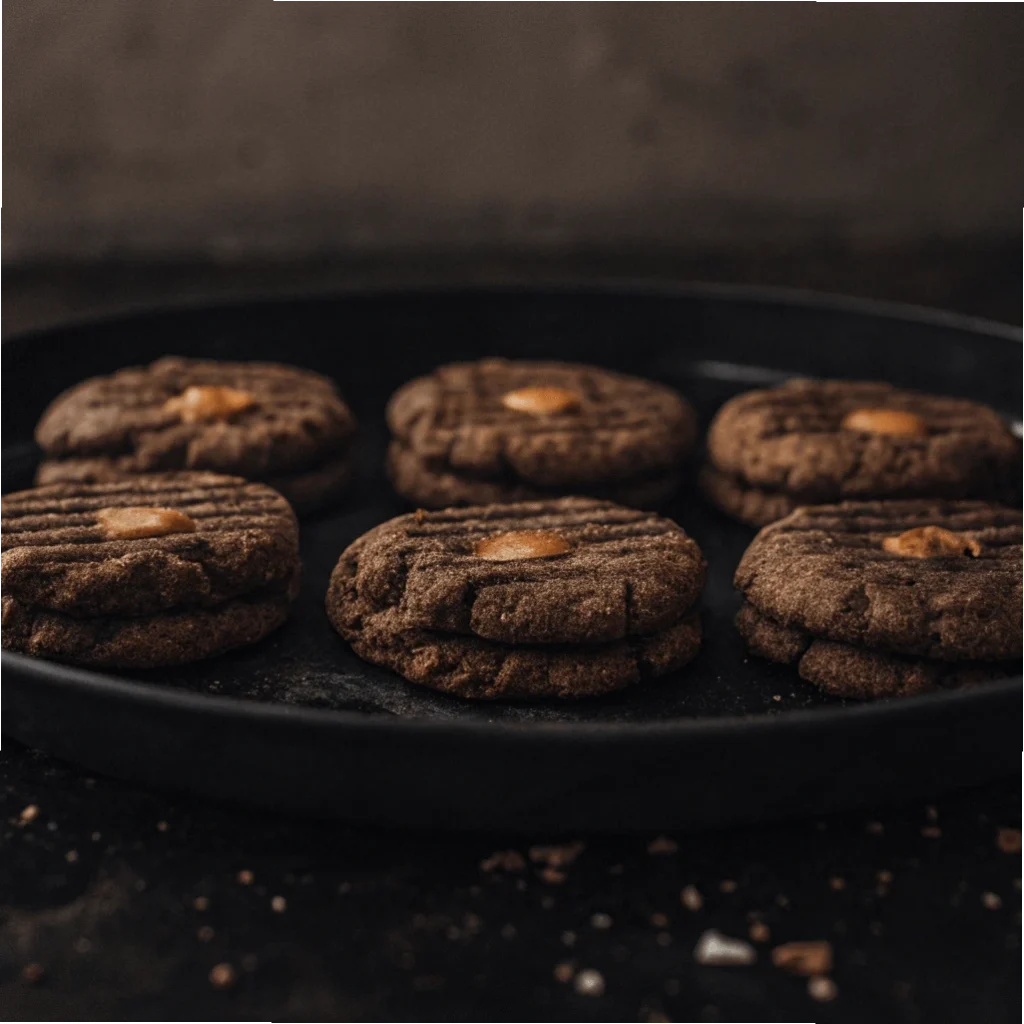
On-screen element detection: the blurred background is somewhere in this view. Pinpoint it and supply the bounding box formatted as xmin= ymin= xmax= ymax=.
xmin=4 ymin=1 xmax=1022 ymax=334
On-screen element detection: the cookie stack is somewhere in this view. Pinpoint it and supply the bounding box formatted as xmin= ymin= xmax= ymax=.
xmin=702 ymin=379 xmax=1021 ymax=527
xmin=1 ymin=473 xmax=300 ymax=668
xmin=34 ymin=357 xmax=357 ymax=514
xmin=326 ymin=498 xmax=707 ymax=699
xmin=734 ymin=500 xmax=1022 ymax=698
xmin=387 ymin=359 xmax=697 ymax=507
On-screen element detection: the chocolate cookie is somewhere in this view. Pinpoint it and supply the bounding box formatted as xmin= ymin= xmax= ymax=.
xmin=386 ymin=359 xmax=696 ymax=508
xmin=326 ymin=497 xmax=706 ymax=699
xmin=2 ymin=473 xmax=301 ymax=668
xmin=703 ymin=379 xmax=1020 ymax=526
xmin=734 ymin=500 xmax=1022 ymax=698
xmin=34 ymin=357 xmax=357 ymax=514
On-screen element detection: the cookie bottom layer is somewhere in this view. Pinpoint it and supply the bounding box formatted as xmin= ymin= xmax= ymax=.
xmin=388 ymin=441 xmax=680 ymax=510
xmin=735 ymin=601 xmax=1012 ymax=699
xmin=2 ymin=589 xmax=295 ymax=669
xmin=327 ymin=560 xmax=701 ymax=700
xmin=698 ymin=464 xmax=797 ymax=527
xmin=36 ymin=453 xmax=354 ymax=516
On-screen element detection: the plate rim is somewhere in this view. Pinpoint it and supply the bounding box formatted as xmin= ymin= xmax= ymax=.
xmin=2 ymin=282 xmax=1021 ymax=744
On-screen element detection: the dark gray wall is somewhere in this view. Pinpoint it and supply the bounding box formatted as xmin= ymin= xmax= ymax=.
xmin=4 ymin=2 xmax=1021 ymax=263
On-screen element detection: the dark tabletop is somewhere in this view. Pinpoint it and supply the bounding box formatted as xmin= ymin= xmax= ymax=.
xmin=2 ymin=260 xmax=1021 ymax=1022
xmin=1 ymin=742 xmax=1019 ymax=1022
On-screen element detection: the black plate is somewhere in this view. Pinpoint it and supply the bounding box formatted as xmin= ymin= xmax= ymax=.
xmin=3 ymin=285 xmax=1021 ymax=831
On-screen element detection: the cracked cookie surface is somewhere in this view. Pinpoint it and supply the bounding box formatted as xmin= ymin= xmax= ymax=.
xmin=386 ymin=359 xmax=696 ymax=507
xmin=326 ymin=497 xmax=706 ymax=699
xmin=703 ymin=379 xmax=1020 ymax=526
xmin=734 ymin=500 xmax=1021 ymax=697
xmin=34 ymin=357 xmax=357 ymax=513
xmin=2 ymin=473 xmax=301 ymax=667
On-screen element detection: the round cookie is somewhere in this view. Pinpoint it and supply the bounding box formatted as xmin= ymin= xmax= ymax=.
xmin=2 ymin=472 xmax=301 ymax=668
xmin=326 ymin=497 xmax=706 ymax=699
xmin=34 ymin=357 xmax=357 ymax=513
xmin=703 ymin=379 xmax=1020 ymax=526
xmin=735 ymin=500 xmax=1021 ymax=661
xmin=734 ymin=500 xmax=1022 ymax=698
xmin=386 ymin=359 xmax=696 ymax=507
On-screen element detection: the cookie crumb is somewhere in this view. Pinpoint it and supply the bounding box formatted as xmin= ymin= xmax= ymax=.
xmin=271 ymin=895 xmax=287 ymax=913
xmin=236 ymin=869 xmax=254 ymax=885
xmin=808 ymin=975 xmax=838 ymax=1002
xmin=529 ymin=841 xmax=585 ymax=868
xmin=209 ymin=963 xmax=237 ymax=989
xmin=480 ymin=849 xmax=526 ymax=873
xmin=829 ymin=876 xmax=846 ymax=891
xmin=561 ymin=930 xmax=577 ymax=947
xmin=194 ymin=896 xmax=210 ymax=911
xmin=21 ymin=963 xmax=45 ymax=985
xmin=866 ymin=821 xmax=884 ymax=835
xmin=921 ymin=826 xmax=942 ymax=839
xmin=981 ymin=891 xmax=1003 ymax=910
xmin=925 ymin=805 xmax=939 ymax=822
xmin=648 ymin=836 xmax=679 ymax=855
xmin=693 ymin=930 xmax=756 ymax=966
xmin=500 ymin=924 xmax=517 ymax=940
xmin=772 ymin=940 xmax=833 ymax=976
xmin=156 ymin=820 xmax=169 ymax=832
xmin=197 ymin=926 xmax=215 ymax=942
xmin=17 ymin=804 xmax=39 ymax=826
xmin=996 ymin=828 xmax=1022 ymax=854
xmin=65 ymin=849 xmax=79 ymax=863
xmin=650 ymin=912 xmax=670 ymax=928
xmin=539 ymin=866 xmax=566 ymax=885
xmin=719 ymin=879 xmax=738 ymax=893
xmin=680 ymin=885 xmax=703 ymax=911
xmin=748 ymin=921 xmax=771 ymax=943
xmin=573 ymin=968 xmax=605 ymax=996
xmin=553 ymin=962 xmax=574 ymax=983
xmin=90 ymin=832 xmax=102 ymax=842
xmin=590 ymin=912 xmax=613 ymax=930
xmin=876 ymin=870 xmax=894 ymax=884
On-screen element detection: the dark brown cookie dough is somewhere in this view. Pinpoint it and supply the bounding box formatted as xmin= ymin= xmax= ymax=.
xmin=34 ymin=357 xmax=357 ymax=513
xmin=386 ymin=359 xmax=696 ymax=508
xmin=735 ymin=602 xmax=1012 ymax=699
xmin=388 ymin=440 xmax=681 ymax=511
xmin=703 ymin=379 xmax=1020 ymax=526
xmin=736 ymin=500 xmax=1021 ymax=661
xmin=2 ymin=588 xmax=296 ymax=670
xmin=698 ymin=464 xmax=798 ymax=528
xmin=734 ymin=500 xmax=1022 ymax=698
xmin=1 ymin=472 xmax=301 ymax=668
xmin=326 ymin=497 xmax=706 ymax=699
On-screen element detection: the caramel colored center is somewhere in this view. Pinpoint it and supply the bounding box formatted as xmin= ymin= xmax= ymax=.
xmin=164 ymin=385 xmax=256 ymax=423
xmin=474 ymin=530 xmax=572 ymax=561
xmin=501 ymin=386 xmax=581 ymax=416
xmin=840 ymin=407 xmax=928 ymax=437
xmin=97 ymin=506 xmax=198 ymax=540
xmin=882 ymin=525 xmax=981 ymax=559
